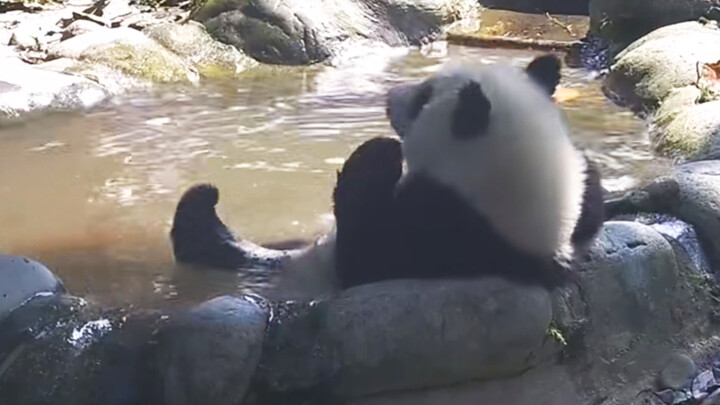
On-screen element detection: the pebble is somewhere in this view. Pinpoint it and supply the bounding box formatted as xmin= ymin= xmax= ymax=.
xmin=660 ymin=353 xmax=697 ymax=390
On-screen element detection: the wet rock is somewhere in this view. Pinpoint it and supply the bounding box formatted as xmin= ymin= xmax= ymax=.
xmin=606 ymin=160 xmax=720 ymax=270
xmin=256 ymin=277 xmax=553 ymax=400
xmin=194 ymin=0 xmax=478 ymax=65
xmin=143 ymin=21 xmax=257 ymax=79
xmin=146 ymin=295 xmax=269 ymax=405
xmin=605 ymin=21 xmax=720 ymax=112
xmin=0 ymin=56 xmax=109 ymax=121
xmin=589 ymin=0 xmax=716 ymax=50
xmin=0 ymin=254 xmax=65 ymax=322
xmin=48 ymin=27 xmax=199 ymax=83
xmin=703 ymin=389 xmax=720 ymax=404
xmin=660 ymin=353 xmax=697 ymax=390
xmin=603 ymin=21 xmax=720 ymax=160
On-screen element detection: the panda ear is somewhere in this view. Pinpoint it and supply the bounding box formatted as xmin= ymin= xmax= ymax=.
xmin=452 ymin=80 xmax=491 ymax=139
xmin=526 ymin=54 xmax=561 ymax=97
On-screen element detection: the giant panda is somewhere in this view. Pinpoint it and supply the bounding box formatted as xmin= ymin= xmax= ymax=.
xmin=170 ymin=54 xmax=604 ymax=291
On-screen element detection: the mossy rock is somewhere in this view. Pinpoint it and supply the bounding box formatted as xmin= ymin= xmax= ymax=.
xmin=143 ymin=21 xmax=257 ymax=79
xmin=48 ymin=28 xmax=198 ymax=84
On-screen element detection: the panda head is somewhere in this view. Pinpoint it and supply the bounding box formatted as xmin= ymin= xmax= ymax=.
xmin=386 ymin=54 xmax=587 ymax=258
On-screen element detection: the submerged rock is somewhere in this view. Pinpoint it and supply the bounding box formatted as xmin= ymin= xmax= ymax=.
xmin=194 ymin=0 xmax=479 ymax=65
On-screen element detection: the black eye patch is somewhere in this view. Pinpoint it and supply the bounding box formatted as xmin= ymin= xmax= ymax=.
xmin=451 ymin=80 xmax=491 ymax=139
xmin=406 ymin=81 xmax=434 ymax=121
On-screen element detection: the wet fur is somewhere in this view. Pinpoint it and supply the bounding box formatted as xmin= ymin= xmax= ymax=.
xmin=170 ymin=54 xmax=605 ymax=290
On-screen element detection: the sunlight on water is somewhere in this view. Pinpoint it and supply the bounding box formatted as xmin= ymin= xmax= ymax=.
xmin=0 ymin=45 xmax=652 ymax=309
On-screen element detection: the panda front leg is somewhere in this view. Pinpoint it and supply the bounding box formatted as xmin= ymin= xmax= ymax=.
xmin=333 ymin=137 xmax=404 ymax=289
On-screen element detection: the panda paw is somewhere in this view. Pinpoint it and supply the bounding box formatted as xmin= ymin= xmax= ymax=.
xmin=333 ymin=137 xmax=403 ymax=220
xmin=170 ymin=183 xmax=248 ymax=268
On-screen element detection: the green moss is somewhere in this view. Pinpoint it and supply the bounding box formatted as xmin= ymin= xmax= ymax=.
xmin=83 ymin=42 xmax=193 ymax=83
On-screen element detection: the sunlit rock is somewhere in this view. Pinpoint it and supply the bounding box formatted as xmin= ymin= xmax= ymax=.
xmin=193 ymin=0 xmax=479 ymax=65
xmin=0 ymin=56 xmax=109 ymax=121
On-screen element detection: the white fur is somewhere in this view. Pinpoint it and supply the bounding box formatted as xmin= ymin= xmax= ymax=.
xmin=402 ymin=63 xmax=588 ymax=257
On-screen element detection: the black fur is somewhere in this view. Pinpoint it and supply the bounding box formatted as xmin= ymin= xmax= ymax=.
xmin=525 ymin=54 xmax=562 ymax=97
xmin=334 ymin=137 xmax=575 ymax=290
xmin=571 ymin=154 xmax=605 ymax=250
xmin=170 ymin=184 xmax=249 ymax=268
xmin=405 ymin=80 xmax=434 ymax=122
xmin=451 ymin=81 xmax=491 ymax=139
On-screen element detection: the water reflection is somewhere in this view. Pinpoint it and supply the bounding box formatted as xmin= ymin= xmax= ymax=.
xmin=0 ymin=45 xmax=651 ymax=309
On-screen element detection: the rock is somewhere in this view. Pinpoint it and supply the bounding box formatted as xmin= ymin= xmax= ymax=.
xmin=0 ymin=254 xmax=65 ymax=322
xmin=61 ymin=19 xmax=104 ymax=40
xmin=0 ymin=28 xmax=11 ymax=46
xmin=146 ymin=295 xmax=269 ymax=405
xmin=606 ymin=161 xmax=720 ymax=269
xmin=660 ymin=353 xmax=697 ymax=389
xmin=651 ymin=89 xmax=720 ymax=160
xmin=703 ymin=389 xmax=720 ymax=405
xmin=194 ymin=0 xmax=478 ymax=65
xmin=605 ymin=21 xmax=720 ymax=112
xmin=0 ymin=56 xmax=109 ymax=121
xmin=603 ymin=21 xmax=720 ymax=160
xmin=143 ymin=21 xmax=257 ymax=79
xmin=589 ymin=0 xmax=716 ymax=50
xmin=9 ymin=29 xmax=38 ymax=50
xmin=48 ymin=27 xmax=199 ymax=84
xmin=256 ymin=277 xmax=554 ymax=400
xmin=479 ymin=0 xmax=588 ymax=15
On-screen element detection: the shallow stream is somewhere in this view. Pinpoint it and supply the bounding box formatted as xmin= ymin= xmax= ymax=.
xmin=0 ymin=44 xmax=653 ymax=309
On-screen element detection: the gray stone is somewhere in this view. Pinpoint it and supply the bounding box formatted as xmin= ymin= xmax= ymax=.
xmin=0 ymin=254 xmax=65 ymax=322
xmin=48 ymin=27 xmax=199 ymax=84
xmin=660 ymin=353 xmax=697 ymax=389
xmin=606 ymin=160 xmax=720 ymax=269
xmin=143 ymin=21 xmax=257 ymax=79
xmin=148 ymin=295 xmax=269 ymax=405
xmin=0 ymin=29 xmax=11 ymax=46
xmin=589 ymin=0 xmax=716 ymax=49
xmin=194 ymin=0 xmax=478 ymax=65
xmin=0 ymin=56 xmax=109 ymax=120
xmin=257 ymin=277 xmax=554 ymax=399
xmin=605 ymin=21 xmax=720 ymax=112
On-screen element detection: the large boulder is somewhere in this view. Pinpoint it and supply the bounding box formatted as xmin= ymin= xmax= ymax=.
xmin=604 ymin=21 xmax=720 ymax=160
xmin=145 ymin=295 xmax=269 ymax=405
xmin=0 ymin=56 xmax=109 ymax=121
xmin=606 ymin=160 xmax=720 ymax=270
xmin=0 ymin=254 xmax=65 ymax=322
xmin=589 ymin=0 xmax=717 ymax=50
xmin=254 ymin=277 xmax=555 ymax=401
xmin=142 ymin=21 xmax=258 ymax=79
xmin=193 ymin=0 xmax=479 ymax=65
xmin=47 ymin=27 xmax=199 ymax=84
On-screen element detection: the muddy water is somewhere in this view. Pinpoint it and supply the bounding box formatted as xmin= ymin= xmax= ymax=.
xmin=0 ymin=44 xmax=651 ymax=309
